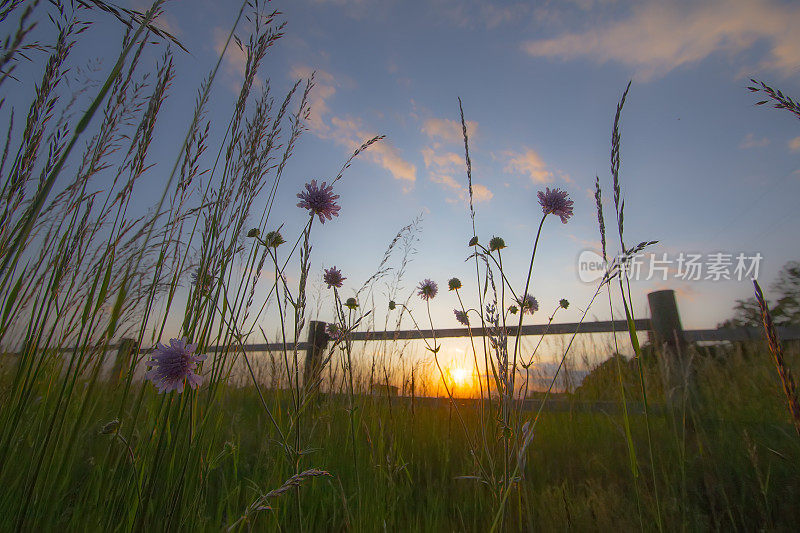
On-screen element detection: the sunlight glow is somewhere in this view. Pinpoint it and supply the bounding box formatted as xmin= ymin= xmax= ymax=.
xmin=451 ymin=366 xmax=470 ymax=388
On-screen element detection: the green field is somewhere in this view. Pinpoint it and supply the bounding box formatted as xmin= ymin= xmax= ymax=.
xmin=2 ymin=1 xmax=800 ymax=531
xmin=2 ymin=342 xmax=799 ymax=531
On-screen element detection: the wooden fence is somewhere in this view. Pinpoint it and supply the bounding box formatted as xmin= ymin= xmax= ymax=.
xmin=297 ymin=289 xmax=799 ymax=386
xmin=14 ymin=289 xmax=800 ymax=385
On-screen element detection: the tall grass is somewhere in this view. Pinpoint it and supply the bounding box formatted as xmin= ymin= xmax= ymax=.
xmin=0 ymin=1 xmax=798 ymax=531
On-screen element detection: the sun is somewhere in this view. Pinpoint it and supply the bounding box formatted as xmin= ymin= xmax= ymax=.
xmin=451 ymin=366 xmax=470 ymax=388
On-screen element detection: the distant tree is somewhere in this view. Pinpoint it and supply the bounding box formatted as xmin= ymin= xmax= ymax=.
xmin=719 ymin=298 xmax=762 ymax=328
xmin=719 ymin=261 xmax=800 ymax=327
xmin=771 ymin=262 xmax=800 ymax=325
xmin=739 ymin=81 xmax=800 ymax=327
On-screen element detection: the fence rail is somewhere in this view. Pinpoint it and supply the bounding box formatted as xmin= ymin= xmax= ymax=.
xmin=5 ymin=291 xmax=798 ymax=376
xmin=347 ymin=319 xmax=653 ymax=341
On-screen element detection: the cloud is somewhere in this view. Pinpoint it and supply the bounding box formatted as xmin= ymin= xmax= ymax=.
xmin=557 ymin=169 xmax=574 ymax=183
xmin=132 ymin=0 xmax=181 ymax=36
xmin=326 ymin=116 xmax=417 ymax=189
xmin=290 ymin=66 xmax=336 ymax=87
xmin=213 ymin=27 xmax=249 ymax=90
xmin=422 ymin=117 xmax=478 ymax=144
xmin=656 ymin=283 xmax=701 ymax=302
xmin=287 ymin=67 xmax=416 ymax=189
xmin=291 ymin=66 xmax=337 ymax=135
xmin=789 ymin=136 xmax=800 ymax=152
xmin=307 ymin=0 xmax=378 ymax=20
xmin=430 ymin=173 xmax=462 ymax=193
xmin=472 ymin=184 xmax=493 ymax=202
xmin=739 ymin=133 xmax=770 ymax=149
xmin=422 ymin=146 xmax=492 ymax=203
xmin=368 ymin=142 xmax=417 ymax=185
xmin=433 ymin=1 xmax=533 ymax=29
xmin=503 ymin=148 xmax=552 ymax=183
xmin=567 ymin=233 xmax=602 ymax=251
xmin=421 ymin=147 xmax=463 ymax=170
xmin=429 ymin=174 xmax=493 ymax=204
xmin=521 ymin=0 xmax=800 ymax=80
xmin=482 ymin=3 xmax=532 ymax=28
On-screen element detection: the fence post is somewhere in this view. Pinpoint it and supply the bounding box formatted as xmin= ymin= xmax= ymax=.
xmin=647 ymin=289 xmax=692 ymax=411
xmin=647 ymin=289 xmax=686 ymax=350
xmin=111 ymin=338 xmax=137 ymax=385
xmin=303 ymin=321 xmax=329 ymax=392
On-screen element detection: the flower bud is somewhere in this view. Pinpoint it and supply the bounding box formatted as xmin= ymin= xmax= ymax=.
xmin=100 ymin=418 xmax=120 ymax=435
xmin=488 ymin=236 xmax=506 ymax=251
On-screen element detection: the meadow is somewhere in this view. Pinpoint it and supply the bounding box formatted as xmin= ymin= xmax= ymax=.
xmin=1 ymin=1 xmax=800 ymax=531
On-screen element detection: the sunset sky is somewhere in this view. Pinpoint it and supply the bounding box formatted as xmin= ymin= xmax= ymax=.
xmin=7 ymin=0 xmax=800 ymax=345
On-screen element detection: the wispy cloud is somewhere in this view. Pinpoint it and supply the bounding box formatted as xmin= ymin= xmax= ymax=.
xmin=370 ymin=142 xmax=417 ymax=186
xmin=522 ymin=0 xmax=800 ymax=80
xmin=421 ymin=147 xmax=462 ymax=170
xmin=213 ymin=26 xmax=249 ymax=91
xmin=422 ymin=146 xmax=492 ymax=203
xmin=289 ymin=66 xmax=417 ymax=190
xmin=503 ymin=148 xmax=552 ymax=183
xmin=433 ymin=0 xmax=533 ymax=29
xmin=789 ymin=136 xmax=800 ymax=152
xmin=657 ymin=283 xmax=701 ymax=302
xmin=132 ymin=0 xmax=182 ymax=36
xmin=308 ymin=0 xmax=382 ymax=20
xmin=291 ymin=66 xmax=337 ymax=134
xmin=430 ymin=173 xmax=493 ymax=204
xmin=429 ymin=173 xmax=463 ymax=204
xmin=422 ymin=117 xmax=478 ymax=144
xmin=327 ymin=117 xmax=416 ymax=189
xmin=567 ymin=233 xmax=602 ymax=251
xmin=471 ymin=184 xmax=493 ymax=202
xmin=739 ymin=133 xmax=770 ymax=149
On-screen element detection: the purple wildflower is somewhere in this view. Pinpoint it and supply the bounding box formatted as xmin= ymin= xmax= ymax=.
xmin=297 ymin=179 xmax=340 ymax=223
xmin=537 ymin=187 xmax=574 ymax=223
xmin=417 ymin=279 xmax=438 ymax=301
xmin=323 ymin=266 xmax=346 ymax=289
xmin=454 ymin=309 xmax=469 ymax=326
xmin=145 ymin=338 xmax=206 ymax=393
xmin=191 ymin=268 xmax=213 ymax=294
xmin=516 ymin=294 xmax=539 ymax=315
xmin=326 ymin=323 xmax=345 ymax=343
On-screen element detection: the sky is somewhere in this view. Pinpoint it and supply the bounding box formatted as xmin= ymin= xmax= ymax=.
xmin=5 ymin=0 xmax=800 ymax=359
